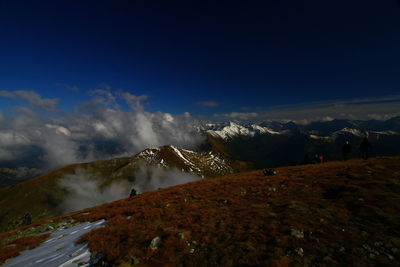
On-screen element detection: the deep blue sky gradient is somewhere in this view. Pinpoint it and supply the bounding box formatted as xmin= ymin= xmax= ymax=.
xmin=0 ymin=0 xmax=400 ymax=116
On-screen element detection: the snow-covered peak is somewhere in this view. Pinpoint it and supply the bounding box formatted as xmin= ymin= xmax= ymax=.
xmin=132 ymin=145 xmax=234 ymax=176
xmin=206 ymin=122 xmax=286 ymax=140
xmin=337 ymin=127 xmax=364 ymax=137
xmin=137 ymin=147 xmax=160 ymax=157
xmin=206 ymin=122 xmax=253 ymax=140
xmin=249 ymin=124 xmax=283 ymax=135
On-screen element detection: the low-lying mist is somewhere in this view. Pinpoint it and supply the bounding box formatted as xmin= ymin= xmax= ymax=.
xmin=58 ymin=166 xmax=201 ymax=213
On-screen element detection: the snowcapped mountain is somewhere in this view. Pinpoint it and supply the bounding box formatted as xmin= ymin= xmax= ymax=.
xmin=0 ymin=144 xmax=253 ymax=233
xmin=204 ymin=119 xmax=400 ymax=141
xmin=205 ymin=122 xmax=287 ymax=140
xmin=134 ymin=145 xmax=234 ymax=177
xmin=203 ymin=118 xmax=400 ymax=169
xmin=331 ymin=127 xmax=365 ymax=138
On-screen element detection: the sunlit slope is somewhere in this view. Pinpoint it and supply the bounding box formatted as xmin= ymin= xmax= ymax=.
xmin=0 ymin=145 xmax=251 ymax=233
xmin=59 ymin=156 xmax=400 ymax=266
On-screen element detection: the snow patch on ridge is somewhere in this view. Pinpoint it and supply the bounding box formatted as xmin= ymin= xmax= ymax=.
xmin=3 ymin=220 xmax=106 ymax=267
xmin=309 ymin=134 xmax=330 ymax=140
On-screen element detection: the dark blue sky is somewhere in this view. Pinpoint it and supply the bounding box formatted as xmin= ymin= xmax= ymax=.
xmin=0 ymin=0 xmax=400 ymax=118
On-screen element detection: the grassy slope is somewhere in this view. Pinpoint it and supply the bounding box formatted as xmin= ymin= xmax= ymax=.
xmin=1 ymin=156 xmax=399 ymax=266
xmin=0 ymin=156 xmax=136 ymax=233
xmin=0 ymin=146 xmax=251 ymax=234
xmin=67 ymin=156 xmax=400 ymax=266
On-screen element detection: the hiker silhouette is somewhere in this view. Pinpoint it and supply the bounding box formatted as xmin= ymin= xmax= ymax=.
xmin=313 ymin=154 xmax=319 ymax=164
xmin=359 ymin=137 xmax=372 ymax=160
xmin=129 ymin=188 xmax=137 ymax=198
xmin=24 ymin=213 xmax=32 ymax=225
xmin=342 ymin=141 xmax=351 ymax=161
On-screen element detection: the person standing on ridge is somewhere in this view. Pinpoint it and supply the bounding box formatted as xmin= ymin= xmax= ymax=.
xmin=24 ymin=213 xmax=32 ymax=225
xmin=313 ymin=154 xmax=320 ymax=164
xmin=342 ymin=140 xmax=351 ymax=161
xmin=129 ymin=188 xmax=137 ymax=198
xmin=359 ymin=137 xmax=372 ymax=160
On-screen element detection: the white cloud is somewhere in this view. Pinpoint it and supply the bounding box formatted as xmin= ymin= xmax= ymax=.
xmin=214 ymin=112 xmax=259 ymax=120
xmin=0 ymin=131 xmax=31 ymax=147
xmin=0 ymin=90 xmax=16 ymax=98
xmin=45 ymin=124 xmax=71 ymax=136
xmin=120 ymin=91 xmax=149 ymax=110
xmin=196 ymin=101 xmax=219 ymax=107
xmin=0 ymin=90 xmax=59 ymax=111
xmin=0 ymin=89 xmax=204 ymax=171
xmin=56 ymin=83 xmax=79 ymax=92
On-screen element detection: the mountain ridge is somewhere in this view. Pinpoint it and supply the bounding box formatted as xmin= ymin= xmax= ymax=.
xmin=1 ymin=156 xmax=399 ymax=266
xmin=0 ymin=145 xmax=252 ymax=233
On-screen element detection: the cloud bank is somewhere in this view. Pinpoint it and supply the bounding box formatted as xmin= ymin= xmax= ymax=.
xmin=0 ymin=89 xmax=204 ymax=171
xmin=213 ymin=95 xmax=400 ymax=124
xmin=0 ymin=90 xmax=59 ymax=111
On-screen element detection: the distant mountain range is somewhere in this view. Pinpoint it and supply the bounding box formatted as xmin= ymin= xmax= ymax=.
xmin=202 ymin=117 xmax=400 ymax=168
xmin=203 ymin=116 xmax=400 ymax=139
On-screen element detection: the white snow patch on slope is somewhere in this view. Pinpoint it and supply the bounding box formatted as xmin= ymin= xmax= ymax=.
xmin=370 ymin=130 xmax=399 ymax=135
xmin=3 ymin=220 xmax=106 ymax=267
xmin=170 ymin=146 xmax=201 ymax=172
xmin=250 ymin=124 xmax=282 ymax=135
xmin=136 ymin=147 xmax=167 ymax=167
xmin=309 ymin=134 xmax=330 ymax=140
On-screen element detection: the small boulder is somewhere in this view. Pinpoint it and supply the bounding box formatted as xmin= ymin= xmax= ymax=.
xmin=291 ymin=229 xmax=304 ymax=239
xmin=149 ymin=236 xmax=162 ymax=250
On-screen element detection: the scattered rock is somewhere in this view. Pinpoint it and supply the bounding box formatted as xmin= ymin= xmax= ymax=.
xmin=363 ymin=244 xmax=372 ymax=252
xmin=294 ymin=247 xmax=304 ymax=257
xmin=386 ymin=254 xmax=395 ymax=260
xmin=291 ymin=229 xmax=304 ymax=239
xmin=178 ymin=232 xmax=186 ymax=240
xmin=149 ymin=236 xmax=162 ymax=250
xmin=369 ymin=253 xmax=375 ymax=259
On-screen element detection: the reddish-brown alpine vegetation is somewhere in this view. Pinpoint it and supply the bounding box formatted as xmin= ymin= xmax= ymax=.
xmin=69 ymin=156 xmax=400 ymax=266
xmin=1 ymin=156 xmax=399 ymax=266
